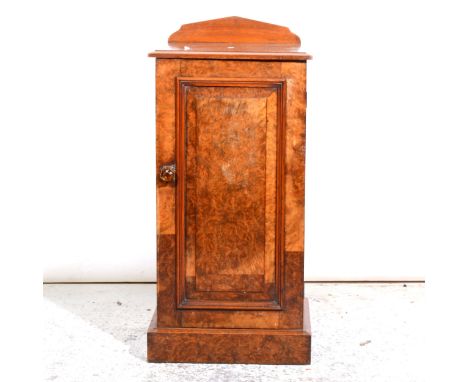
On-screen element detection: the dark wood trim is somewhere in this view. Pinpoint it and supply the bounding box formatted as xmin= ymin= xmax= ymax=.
xmin=277 ymin=76 xmax=287 ymax=309
xmin=175 ymin=77 xmax=287 ymax=311
xmin=176 ymin=300 xmax=283 ymax=311
xmin=175 ymin=79 xmax=185 ymax=309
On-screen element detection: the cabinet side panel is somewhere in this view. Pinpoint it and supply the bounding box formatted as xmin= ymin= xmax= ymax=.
xmin=156 ymin=59 xmax=181 ymax=327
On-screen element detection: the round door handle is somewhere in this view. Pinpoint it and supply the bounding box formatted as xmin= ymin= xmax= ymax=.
xmin=159 ymin=162 xmax=176 ymax=183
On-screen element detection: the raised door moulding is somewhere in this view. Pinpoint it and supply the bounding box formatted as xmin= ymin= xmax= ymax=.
xmin=175 ymin=78 xmax=287 ymax=311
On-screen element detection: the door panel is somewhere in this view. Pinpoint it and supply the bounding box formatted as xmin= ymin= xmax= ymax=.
xmin=176 ymin=78 xmax=286 ymax=310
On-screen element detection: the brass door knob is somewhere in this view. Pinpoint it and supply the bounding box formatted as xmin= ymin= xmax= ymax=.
xmin=159 ymin=162 xmax=176 ymax=183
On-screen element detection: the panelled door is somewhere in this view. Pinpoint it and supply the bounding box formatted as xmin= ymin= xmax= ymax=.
xmin=175 ymin=78 xmax=286 ymax=312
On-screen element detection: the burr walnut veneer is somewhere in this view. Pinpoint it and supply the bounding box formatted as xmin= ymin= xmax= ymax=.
xmin=147 ymin=17 xmax=312 ymax=364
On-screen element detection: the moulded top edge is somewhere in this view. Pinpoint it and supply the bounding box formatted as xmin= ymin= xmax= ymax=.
xmin=148 ymin=45 xmax=312 ymax=61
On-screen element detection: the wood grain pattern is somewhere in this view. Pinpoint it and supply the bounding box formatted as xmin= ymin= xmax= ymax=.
xmin=168 ymin=16 xmax=301 ymax=46
xmin=155 ymin=234 xmax=179 ymax=327
xmin=148 ymin=298 xmax=311 ymax=364
xmin=280 ymin=251 xmax=305 ymax=328
xmin=176 ymin=78 xmax=285 ymax=311
xmin=180 ymin=60 xmax=282 ymax=79
xmin=282 ymin=62 xmax=307 ymax=252
xmin=155 ymin=59 xmax=181 ymax=236
xmin=180 ymin=308 xmax=281 ymax=329
xmin=149 ymin=17 xmax=312 ymax=61
xmin=154 ymin=59 xmax=307 ymax=328
xmin=188 ymin=90 xmax=268 ymax=286
xmin=179 ymin=251 xmax=304 ymax=329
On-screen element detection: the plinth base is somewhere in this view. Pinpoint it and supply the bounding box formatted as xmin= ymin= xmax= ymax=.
xmin=147 ymin=298 xmax=311 ymax=364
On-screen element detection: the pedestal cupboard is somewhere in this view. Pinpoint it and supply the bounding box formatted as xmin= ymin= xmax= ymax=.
xmin=147 ymin=17 xmax=312 ymax=364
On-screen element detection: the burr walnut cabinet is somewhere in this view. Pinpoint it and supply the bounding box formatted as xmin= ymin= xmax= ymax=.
xmin=147 ymin=17 xmax=312 ymax=364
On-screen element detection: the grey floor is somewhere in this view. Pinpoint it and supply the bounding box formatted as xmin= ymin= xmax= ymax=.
xmin=43 ymin=283 xmax=424 ymax=382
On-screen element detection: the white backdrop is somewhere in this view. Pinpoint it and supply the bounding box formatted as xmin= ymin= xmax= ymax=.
xmin=5 ymin=0 xmax=466 ymax=282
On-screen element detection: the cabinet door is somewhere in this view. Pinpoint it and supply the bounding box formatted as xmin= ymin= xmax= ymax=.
xmin=175 ymin=78 xmax=286 ymax=311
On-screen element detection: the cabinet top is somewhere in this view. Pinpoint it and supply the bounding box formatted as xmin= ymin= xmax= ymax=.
xmin=149 ymin=17 xmax=311 ymax=61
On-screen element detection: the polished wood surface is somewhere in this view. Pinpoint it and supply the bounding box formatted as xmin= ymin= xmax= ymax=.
xmin=155 ymin=59 xmax=306 ymax=330
xmin=176 ymin=78 xmax=285 ymax=311
xmin=148 ymin=49 xmax=311 ymax=61
xmin=148 ymin=298 xmax=311 ymax=364
xmin=149 ymin=17 xmax=312 ymax=61
xmin=168 ymin=16 xmax=301 ymax=46
xmin=148 ymin=17 xmax=311 ymax=364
